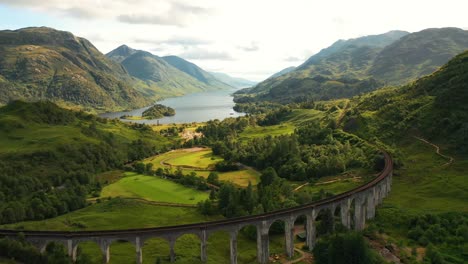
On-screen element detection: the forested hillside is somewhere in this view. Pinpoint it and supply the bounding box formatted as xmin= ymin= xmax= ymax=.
xmin=344 ymin=50 xmax=468 ymax=153
xmin=0 ymin=101 xmax=173 ymax=224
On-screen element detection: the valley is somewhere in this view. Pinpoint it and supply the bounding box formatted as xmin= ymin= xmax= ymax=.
xmin=0 ymin=16 xmax=467 ymax=264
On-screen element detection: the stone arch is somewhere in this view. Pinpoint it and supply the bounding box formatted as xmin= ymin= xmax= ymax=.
xmin=206 ymin=230 xmax=232 ymax=263
xmin=108 ymin=238 xmax=137 ymax=263
xmin=332 ymin=203 xmax=344 ymax=231
xmin=268 ymin=219 xmax=286 ymax=261
xmin=289 ymin=213 xmax=307 ymax=257
xmin=73 ymin=240 xmax=102 ymax=263
xmin=315 ymin=206 xmax=335 ymax=236
xmin=237 ymin=223 xmax=260 ymax=263
xmin=173 ymin=233 xmax=202 ymax=263
xmin=141 ymin=236 xmax=171 ymax=264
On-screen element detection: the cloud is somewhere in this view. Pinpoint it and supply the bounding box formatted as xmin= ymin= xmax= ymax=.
xmin=117 ymin=2 xmax=211 ymax=26
xmin=237 ymin=42 xmax=259 ymax=52
xmin=0 ymin=0 xmax=211 ymax=26
xmin=178 ymin=48 xmax=234 ymax=61
xmin=61 ymin=7 xmax=97 ymax=19
xmin=284 ymin=56 xmax=303 ymax=62
xmin=117 ymin=14 xmax=186 ymax=26
xmin=135 ymin=36 xmax=211 ymax=46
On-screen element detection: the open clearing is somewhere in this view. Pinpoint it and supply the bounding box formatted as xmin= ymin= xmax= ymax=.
xmin=145 ymin=148 xmax=260 ymax=187
xmin=100 ymin=172 xmax=208 ymax=204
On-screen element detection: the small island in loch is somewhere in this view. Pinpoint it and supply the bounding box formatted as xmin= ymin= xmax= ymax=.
xmin=121 ymin=104 xmax=176 ymax=120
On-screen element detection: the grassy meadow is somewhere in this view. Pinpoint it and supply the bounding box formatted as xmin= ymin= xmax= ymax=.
xmin=382 ymin=138 xmax=467 ymax=213
xmin=100 ymin=172 xmax=209 ymax=204
xmin=144 ymin=148 xmax=260 ymax=187
xmin=368 ymin=138 xmax=468 ymax=262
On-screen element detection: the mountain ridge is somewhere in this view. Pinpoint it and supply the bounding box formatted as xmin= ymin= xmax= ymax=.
xmin=0 ymin=27 xmax=150 ymax=112
xmin=237 ymin=28 xmax=468 ymax=103
xmin=106 ymin=46 xmax=234 ymax=98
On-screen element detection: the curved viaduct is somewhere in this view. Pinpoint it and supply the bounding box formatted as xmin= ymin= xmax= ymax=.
xmin=0 ymin=152 xmax=393 ymax=264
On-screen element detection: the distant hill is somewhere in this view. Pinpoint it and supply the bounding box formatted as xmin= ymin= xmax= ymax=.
xmin=267 ymin=66 xmax=296 ymax=79
xmin=369 ymin=27 xmax=468 ymax=84
xmin=162 ymin=56 xmax=233 ymax=89
xmin=209 ymin=72 xmax=256 ymax=89
xmin=239 ymin=28 xmax=468 ymax=103
xmin=107 ymin=46 xmax=233 ymax=97
xmin=0 ymin=27 xmax=150 ymax=112
xmin=344 ymin=50 xmax=468 ymax=153
xmin=105 ymin=44 xmax=137 ymax=63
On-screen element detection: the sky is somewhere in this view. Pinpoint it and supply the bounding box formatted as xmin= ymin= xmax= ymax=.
xmin=0 ymin=0 xmax=467 ymax=82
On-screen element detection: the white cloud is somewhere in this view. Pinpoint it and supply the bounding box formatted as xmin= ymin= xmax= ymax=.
xmin=237 ymin=42 xmax=259 ymax=52
xmin=178 ymin=48 xmax=234 ymax=61
xmin=1 ymin=0 xmax=467 ymax=81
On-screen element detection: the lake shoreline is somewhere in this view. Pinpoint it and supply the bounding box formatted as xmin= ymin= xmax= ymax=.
xmin=99 ymin=90 xmax=244 ymax=124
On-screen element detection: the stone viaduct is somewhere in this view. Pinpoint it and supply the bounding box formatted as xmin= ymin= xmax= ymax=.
xmin=0 ymin=152 xmax=393 ymax=264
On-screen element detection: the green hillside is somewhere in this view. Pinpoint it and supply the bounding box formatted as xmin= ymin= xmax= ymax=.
xmin=0 ymin=100 xmax=172 ymax=225
xmin=0 ymin=27 xmax=150 ymax=112
xmin=370 ymin=27 xmax=468 ymax=84
xmin=344 ymin=50 xmax=468 ymax=153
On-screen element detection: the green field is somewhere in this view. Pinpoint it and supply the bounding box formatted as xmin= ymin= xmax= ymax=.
xmin=382 ymin=139 xmax=468 ymax=213
xmin=100 ymin=172 xmax=209 ymax=204
xmin=166 ymin=149 xmax=223 ymax=169
xmin=239 ymin=123 xmax=295 ymax=140
xmin=144 ymin=149 xmax=260 ymax=187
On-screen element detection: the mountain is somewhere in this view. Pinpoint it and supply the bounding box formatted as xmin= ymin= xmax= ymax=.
xmin=268 ymin=66 xmax=296 ymax=79
xmin=344 ymin=50 xmax=468 ymax=152
xmin=161 ymin=55 xmax=233 ymax=89
xmin=0 ymin=27 xmax=153 ymax=112
xmin=369 ymin=27 xmax=468 ymax=84
xmin=209 ymin=72 xmax=256 ymax=89
xmin=106 ymin=47 xmax=232 ymax=97
xmin=105 ymin=44 xmax=137 ymax=63
xmin=241 ymin=30 xmax=408 ymax=99
xmin=239 ymin=28 xmax=468 ymax=103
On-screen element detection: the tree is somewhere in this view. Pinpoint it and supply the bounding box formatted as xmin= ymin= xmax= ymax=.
xmin=207 ymin=172 xmax=219 ymax=185
xmin=145 ymin=163 xmax=154 ymax=174
xmin=260 ymin=167 xmax=278 ymax=187
xmin=313 ymin=232 xmax=381 ymax=264
xmin=134 ymin=162 xmax=146 ymax=174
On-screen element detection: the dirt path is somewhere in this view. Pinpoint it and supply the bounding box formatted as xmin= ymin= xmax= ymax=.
xmin=293 ymin=182 xmax=309 ymax=192
xmin=283 ymin=248 xmax=313 ymax=264
xmin=293 ymin=176 xmax=362 ymax=192
xmin=315 ymin=176 xmax=361 ymax=185
xmin=413 ymin=136 xmax=454 ymax=166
